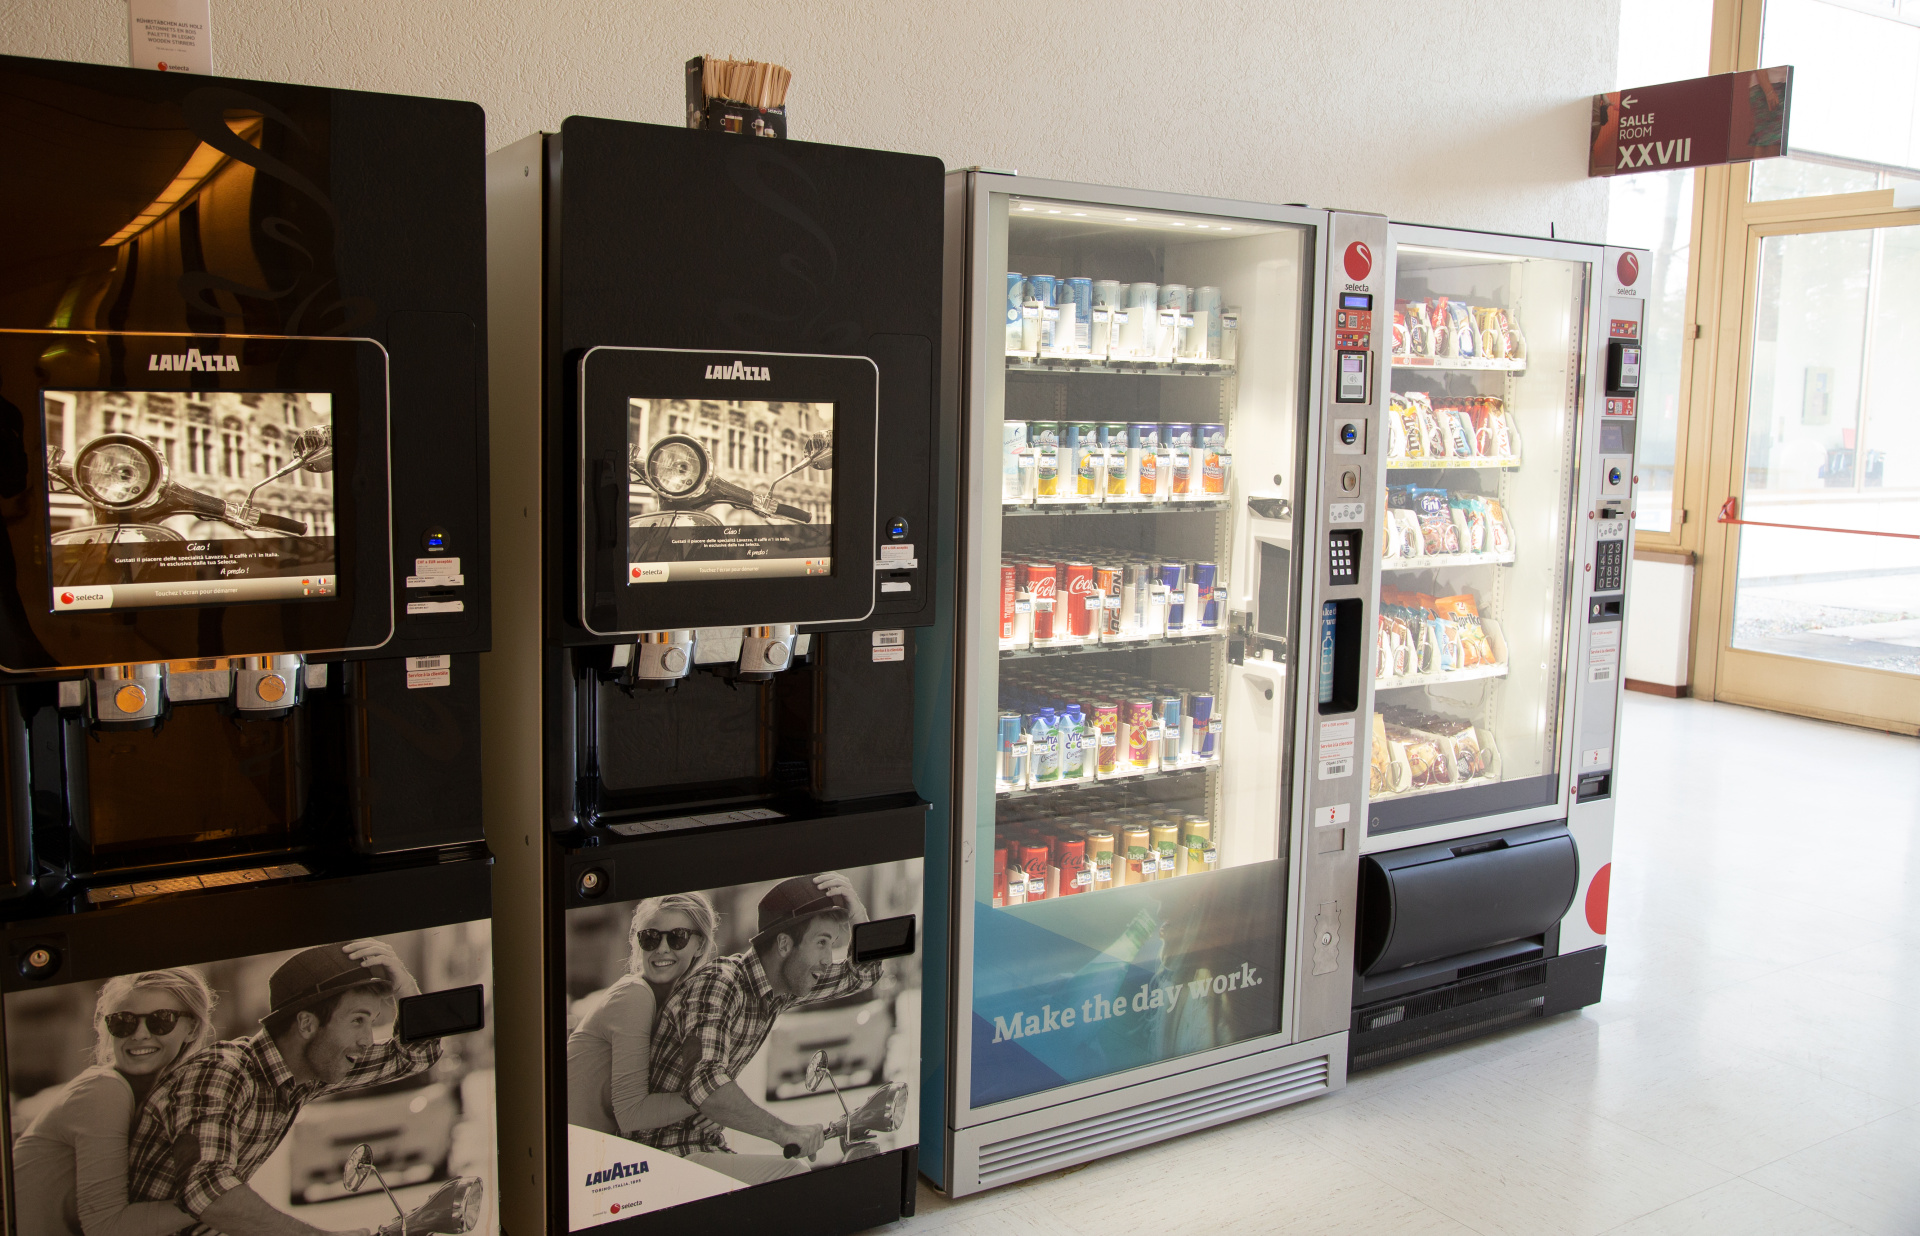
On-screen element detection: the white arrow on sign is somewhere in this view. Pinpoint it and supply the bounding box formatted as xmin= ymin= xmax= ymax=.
xmin=1623 ymin=94 xmax=1638 ymax=107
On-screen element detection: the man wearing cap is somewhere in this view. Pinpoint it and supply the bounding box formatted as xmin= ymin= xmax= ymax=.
xmin=637 ymin=871 xmax=881 ymax=1184
xmin=126 ymin=938 xmax=439 ymax=1236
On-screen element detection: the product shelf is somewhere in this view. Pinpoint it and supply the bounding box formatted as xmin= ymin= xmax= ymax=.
xmin=1006 ymin=354 xmax=1235 ymax=379
xmin=1385 ymin=457 xmax=1521 ymax=472
xmin=1370 ymin=772 xmax=1503 ymax=803
xmin=1003 ymin=499 xmax=1230 ymax=517
xmin=1002 ymin=630 xmax=1227 ymax=660
xmin=1391 ymin=357 xmax=1527 ymax=373
xmin=1381 ymin=549 xmax=1516 ymax=573
xmin=997 ymin=761 xmax=1211 ymax=800
xmin=1376 ymin=662 xmax=1509 ymax=691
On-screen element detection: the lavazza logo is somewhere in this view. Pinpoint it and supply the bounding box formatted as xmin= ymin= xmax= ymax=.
xmin=148 ymin=348 xmax=239 ymax=372
xmin=584 ymin=1159 xmax=649 ymax=1187
xmin=705 ymin=360 xmax=771 ymax=381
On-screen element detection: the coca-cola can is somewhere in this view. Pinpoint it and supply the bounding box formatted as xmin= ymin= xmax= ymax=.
xmin=1055 ymin=837 xmax=1088 ymax=896
xmin=1064 ymin=562 xmax=1096 ymax=638
xmin=1030 ymin=562 xmax=1059 ymax=643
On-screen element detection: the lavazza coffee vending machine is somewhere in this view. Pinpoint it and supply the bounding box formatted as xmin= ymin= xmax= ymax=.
xmin=921 ymin=173 xmax=1388 ymax=1194
xmin=485 ymin=119 xmax=943 ymax=1236
xmin=1350 ymin=227 xmax=1648 ymax=1068
xmin=0 ymin=56 xmax=497 ymax=1236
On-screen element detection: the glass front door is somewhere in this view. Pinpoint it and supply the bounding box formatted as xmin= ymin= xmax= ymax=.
xmin=963 ymin=189 xmax=1314 ymax=1110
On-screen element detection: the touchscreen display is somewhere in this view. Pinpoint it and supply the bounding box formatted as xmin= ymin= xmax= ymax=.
xmin=43 ymin=390 xmax=338 ymax=612
xmin=626 ymin=398 xmax=833 ymax=583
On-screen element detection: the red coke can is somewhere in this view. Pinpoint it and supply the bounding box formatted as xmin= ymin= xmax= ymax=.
xmin=1064 ymin=561 xmax=1096 ymax=638
xmin=1056 ymin=837 xmax=1088 ymax=895
xmin=1022 ymin=843 xmax=1052 ymax=901
xmin=1030 ymin=563 xmax=1059 ymax=642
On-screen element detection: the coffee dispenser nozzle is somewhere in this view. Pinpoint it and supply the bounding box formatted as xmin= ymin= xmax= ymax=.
xmin=734 ymin=624 xmax=799 ymax=682
xmin=622 ymin=630 xmax=696 ymax=687
xmin=83 ymin=663 xmax=168 ymax=730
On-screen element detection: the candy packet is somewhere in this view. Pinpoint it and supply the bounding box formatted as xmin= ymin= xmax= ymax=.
xmin=1413 ymin=487 xmax=1459 ymax=555
xmin=1450 ymin=490 xmax=1488 ymax=553
xmin=1392 ymin=309 xmax=1409 ymax=359
xmin=1448 ymin=301 xmax=1478 ymax=358
xmin=1485 ymin=497 xmax=1514 ymax=553
xmin=1428 ymin=298 xmax=1456 ymax=358
xmin=1402 ymin=300 xmax=1432 ymax=359
xmin=1436 ymin=593 xmax=1496 ymax=667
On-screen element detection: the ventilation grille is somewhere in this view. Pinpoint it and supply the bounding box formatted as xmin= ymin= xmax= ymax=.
xmin=976 ymin=1054 xmax=1331 ymax=1188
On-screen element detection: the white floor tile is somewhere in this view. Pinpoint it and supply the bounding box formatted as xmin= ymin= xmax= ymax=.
xmin=1745 ymin=1106 xmax=1920 ymax=1236
xmin=1596 ymin=1177 xmax=1866 ymax=1235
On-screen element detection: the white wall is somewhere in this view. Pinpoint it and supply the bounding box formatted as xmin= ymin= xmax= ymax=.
xmin=5 ymin=0 xmax=1619 ymax=238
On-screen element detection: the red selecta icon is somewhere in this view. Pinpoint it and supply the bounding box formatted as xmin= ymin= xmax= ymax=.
xmin=1617 ymin=252 xmax=1641 ymax=287
xmin=1344 ymin=241 xmax=1373 ymax=281
xmin=60 ymin=592 xmax=73 ymax=605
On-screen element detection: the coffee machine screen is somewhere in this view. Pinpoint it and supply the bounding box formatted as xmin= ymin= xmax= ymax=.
xmin=44 ymin=389 xmax=340 ymax=613
xmin=626 ymin=397 xmax=834 ymax=584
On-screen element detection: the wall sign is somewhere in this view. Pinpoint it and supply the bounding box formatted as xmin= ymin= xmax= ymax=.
xmin=1589 ymin=67 xmax=1793 ymax=177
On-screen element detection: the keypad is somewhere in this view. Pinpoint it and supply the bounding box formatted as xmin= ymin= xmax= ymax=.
xmin=1328 ymin=529 xmax=1361 ymax=586
xmin=1595 ymin=538 xmax=1624 ymax=592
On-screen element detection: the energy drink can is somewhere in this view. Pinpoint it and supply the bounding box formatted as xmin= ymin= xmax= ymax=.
xmin=1068 ymin=422 xmax=1100 ymax=497
xmin=1056 ymin=837 xmax=1088 ymax=896
xmin=1021 ymin=843 xmax=1051 ymax=902
xmin=1159 ymin=562 xmax=1186 ymax=631
xmin=1158 ymin=284 xmax=1188 ymax=310
xmin=1002 ymin=421 xmax=1029 ymax=502
xmin=1093 ymin=701 xmax=1121 ymax=774
xmin=1185 ymin=818 xmax=1216 ymax=874
xmin=1122 ymin=825 xmax=1154 ymax=884
xmin=1188 ymin=692 xmax=1217 ymax=759
xmin=1031 ymin=421 xmax=1062 ymax=497
xmin=1193 ymin=562 xmax=1219 ymax=630
xmin=1062 ymin=277 xmax=1094 ymax=353
xmin=1064 ymin=562 xmax=1097 ymax=639
xmin=1005 ymin=273 xmax=1025 ymax=352
xmin=1126 ymin=698 xmax=1156 ymax=768
xmin=1092 ymin=279 xmax=1124 ymax=309
xmin=1163 ymin=423 xmax=1194 ymax=496
xmin=1198 ymin=423 xmax=1226 ymax=496
xmin=1159 ymin=694 xmax=1184 ymax=762
xmin=1029 ymin=562 xmax=1058 ymax=643
xmin=1085 ymin=829 xmax=1115 ymax=891
xmin=1095 ymin=566 xmax=1121 ymax=637
xmin=1100 ymin=422 xmax=1130 ymax=496
xmin=997 ymin=712 xmax=1025 ymax=787
xmin=1151 ymin=822 xmax=1182 ymax=877
xmin=1125 ymin=282 xmax=1157 ymax=356
xmin=1131 ymin=422 xmax=1161 ymax=496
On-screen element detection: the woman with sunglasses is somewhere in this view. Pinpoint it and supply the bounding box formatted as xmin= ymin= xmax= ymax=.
xmin=568 ymin=893 xmax=719 ymax=1139
xmin=11 ymin=968 xmax=216 ymax=1236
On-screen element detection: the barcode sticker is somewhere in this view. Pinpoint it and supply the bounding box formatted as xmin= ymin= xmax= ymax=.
xmin=405 ymin=656 xmax=451 ymax=689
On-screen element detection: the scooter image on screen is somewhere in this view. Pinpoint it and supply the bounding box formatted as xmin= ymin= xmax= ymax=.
xmin=341 ymin=1142 xmax=487 ymax=1236
xmin=628 ymin=430 xmax=829 ymax=528
xmin=781 ymin=1049 xmax=908 ymax=1164
xmin=46 ymin=427 xmax=332 ymax=576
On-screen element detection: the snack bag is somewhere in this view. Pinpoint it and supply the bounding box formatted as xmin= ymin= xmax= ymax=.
xmin=1474 ymin=307 xmax=1504 ymax=359
xmin=1436 ymin=593 xmax=1496 ymax=667
xmin=1407 ymin=392 xmax=1447 ymax=457
xmin=1501 ymin=309 xmax=1526 ymax=360
xmin=1389 ymin=507 xmax=1422 ymax=559
xmin=1385 ymin=394 xmax=1410 ymax=460
xmin=1446 ymin=724 xmax=1490 ymax=780
xmin=1389 ymin=724 xmax=1451 ymax=787
xmin=1486 ymin=497 xmax=1514 ymax=553
xmin=1413 ymin=488 xmax=1459 ymax=555
xmin=1450 ymin=490 xmax=1488 ymax=553
xmin=1370 ymin=712 xmax=1393 ymax=793
xmin=1392 ymin=309 xmax=1409 ymax=359
xmin=1402 ymin=300 xmax=1432 ymax=359
xmin=1399 ymin=398 xmax=1428 ymax=459
xmin=1428 ymin=298 xmax=1455 ymax=358
xmin=1448 ymin=301 xmax=1478 ymax=358
xmin=1440 ymin=403 xmax=1474 ymax=457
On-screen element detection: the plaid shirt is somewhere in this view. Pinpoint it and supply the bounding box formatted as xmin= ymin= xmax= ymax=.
xmin=127 ymin=1030 xmax=441 ymax=1219
xmin=640 ymin=948 xmax=880 ymax=1156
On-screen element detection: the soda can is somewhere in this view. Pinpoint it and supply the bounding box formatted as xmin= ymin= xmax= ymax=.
xmin=1064 ymin=562 xmax=1097 ymax=639
xmin=1011 ymin=560 xmax=1033 ymax=646
xmin=1005 ymin=273 xmax=1026 ymax=352
xmin=1159 ymin=562 xmax=1186 ymax=631
xmin=1185 ymin=817 xmax=1216 ymax=874
xmin=998 ymin=711 xmax=1026 ymax=787
xmin=1031 ymin=421 xmax=1062 ymax=497
xmin=1022 ymin=843 xmax=1052 ymax=902
xmin=1122 ymin=825 xmax=1154 ymax=884
xmin=1099 ymin=422 xmax=1129 ymax=496
xmin=1162 ymin=423 xmax=1194 ymax=497
xmin=1092 ymin=279 xmax=1124 ymax=309
xmin=1093 ymin=701 xmax=1121 ymax=774
xmin=1125 ymin=282 xmax=1158 ymax=356
xmin=1159 ymin=694 xmax=1184 ymax=762
xmin=1151 ymin=822 xmax=1182 ymax=877
xmin=1000 ymin=563 xmax=1017 ymax=644
xmin=1002 ymin=421 xmax=1029 ymax=503
xmin=1131 ymin=422 xmax=1161 ymax=496
xmin=1193 ymin=286 xmax=1222 ymax=358
xmin=1193 ymin=562 xmax=1219 ymax=630
xmin=1198 ymin=423 xmax=1226 ymax=495
xmin=1094 ymin=565 xmax=1121 ymax=637
xmin=1004 ymin=843 xmax=1028 ymax=906
xmin=1056 ymin=836 xmax=1088 ymax=896
xmin=1026 ymin=274 xmax=1057 ymax=306
xmin=1068 ymin=422 xmax=1100 ymax=498
xmin=1085 ymin=829 xmax=1116 ymax=891
xmin=1187 ymin=692 xmax=1217 ymax=759
xmin=1029 ymin=563 xmax=1059 ymax=642
xmin=1158 ymin=283 xmax=1188 ymax=310
xmin=1062 ymin=277 xmax=1094 ymax=353
xmin=1126 ymin=698 xmax=1156 ymax=768
xmin=993 ymin=840 xmax=1008 ymax=907
xmin=1162 ymin=422 xmax=1194 ymax=450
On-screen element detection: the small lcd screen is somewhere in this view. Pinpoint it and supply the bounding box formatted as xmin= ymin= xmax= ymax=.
xmin=1341 ymin=293 xmax=1373 ymax=310
xmin=43 ymin=391 xmax=338 ymax=613
xmin=626 ymin=398 xmax=833 ymax=583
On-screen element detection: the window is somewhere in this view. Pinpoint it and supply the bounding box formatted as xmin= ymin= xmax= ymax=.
xmin=752 ymin=422 xmax=769 ymax=474
xmin=188 ymin=426 xmax=214 ymax=475
xmin=727 ymin=426 xmax=746 ymax=471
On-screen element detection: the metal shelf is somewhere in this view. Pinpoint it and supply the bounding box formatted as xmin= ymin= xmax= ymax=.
xmin=1003 ymin=500 xmax=1231 ymax=518
xmin=1002 ymin=631 xmax=1227 ymax=661
xmin=1385 ymin=457 xmax=1521 ymax=471
xmin=1006 ymin=354 xmax=1235 ymax=379
xmin=1376 ymin=663 xmax=1509 ymax=691
xmin=1382 ymin=550 xmax=1516 ymax=573
xmin=1391 ymin=358 xmax=1527 ymax=373
xmin=997 ymin=761 xmax=1213 ymax=800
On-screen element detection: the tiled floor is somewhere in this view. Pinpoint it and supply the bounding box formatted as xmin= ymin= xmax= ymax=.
xmin=893 ymin=693 xmax=1920 ymax=1235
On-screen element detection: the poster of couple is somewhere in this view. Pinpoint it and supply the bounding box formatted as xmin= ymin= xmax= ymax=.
xmin=562 ymin=861 xmax=921 ymax=1229
xmin=3 ymin=922 xmax=495 ymax=1236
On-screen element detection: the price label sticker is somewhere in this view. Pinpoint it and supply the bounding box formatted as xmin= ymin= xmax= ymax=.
xmin=1014 ymin=600 xmax=1033 ymax=613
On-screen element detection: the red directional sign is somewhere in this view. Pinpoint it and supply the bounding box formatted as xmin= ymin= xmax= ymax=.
xmin=1589 ymin=67 xmax=1793 ymax=178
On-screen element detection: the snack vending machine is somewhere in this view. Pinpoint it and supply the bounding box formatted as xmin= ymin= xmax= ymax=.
xmin=1351 ymin=228 xmax=1648 ymax=1068
xmin=922 ymin=173 xmax=1385 ymax=1195
xmin=484 ymin=119 xmax=942 ymax=1236
xmin=0 ymin=55 xmax=497 ymax=1236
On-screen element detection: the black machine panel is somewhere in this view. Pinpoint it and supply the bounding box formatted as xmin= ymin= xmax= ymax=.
xmin=546 ymin=118 xmax=943 ymax=637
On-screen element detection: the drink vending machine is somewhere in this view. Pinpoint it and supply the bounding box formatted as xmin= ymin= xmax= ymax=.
xmin=1349 ymin=228 xmax=1649 ymax=1068
xmin=484 ymin=119 xmax=943 ymax=1236
xmin=0 ymin=56 xmax=497 ymax=1236
xmin=921 ymin=173 xmax=1386 ymax=1194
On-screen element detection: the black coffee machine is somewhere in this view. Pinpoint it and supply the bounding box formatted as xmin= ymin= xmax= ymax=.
xmin=0 ymin=55 xmax=497 ymax=1233
xmin=484 ymin=119 xmax=944 ymax=1236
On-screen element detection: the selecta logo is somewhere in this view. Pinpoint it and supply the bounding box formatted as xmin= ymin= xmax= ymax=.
xmin=1343 ymin=241 xmax=1373 ymax=282
xmin=59 ymin=592 xmax=73 ymax=606
xmin=705 ymin=361 xmax=771 ymax=381
xmin=148 ymin=348 xmax=239 ymax=372
xmin=1617 ymin=252 xmax=1641 ymax=287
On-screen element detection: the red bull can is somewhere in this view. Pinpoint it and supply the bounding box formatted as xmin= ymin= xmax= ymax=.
xmin=1188 ymin=692 xmax=1217 ymax=759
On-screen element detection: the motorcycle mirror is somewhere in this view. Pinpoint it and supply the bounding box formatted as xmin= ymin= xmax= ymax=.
xmin=297 ymin=427 xmax=334 ymax=474
xmin=805 ymin=432 xmax=833 ymax=470
xmin=342 ymin=1143 xmax=374 ymax=1192
xmin=804 ymin=1049 xmax=831 ymax=1092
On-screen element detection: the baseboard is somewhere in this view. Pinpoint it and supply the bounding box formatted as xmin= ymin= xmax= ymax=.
xmin=1623 ymin=678 xmax=1688 ymax=698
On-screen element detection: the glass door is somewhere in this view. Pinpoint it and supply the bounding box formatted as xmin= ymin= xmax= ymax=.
xmin=1367 ymin=237 xmax=1591 ymax=836
xmin=961 ymin=186 xmax=1314 ymax=1112
xmin=1710 ymin=219 xmax=1920 ymax=731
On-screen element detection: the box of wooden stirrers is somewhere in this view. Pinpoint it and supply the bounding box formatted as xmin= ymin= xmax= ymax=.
xmin=685 ymin=56 xmax=789 ymax=138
